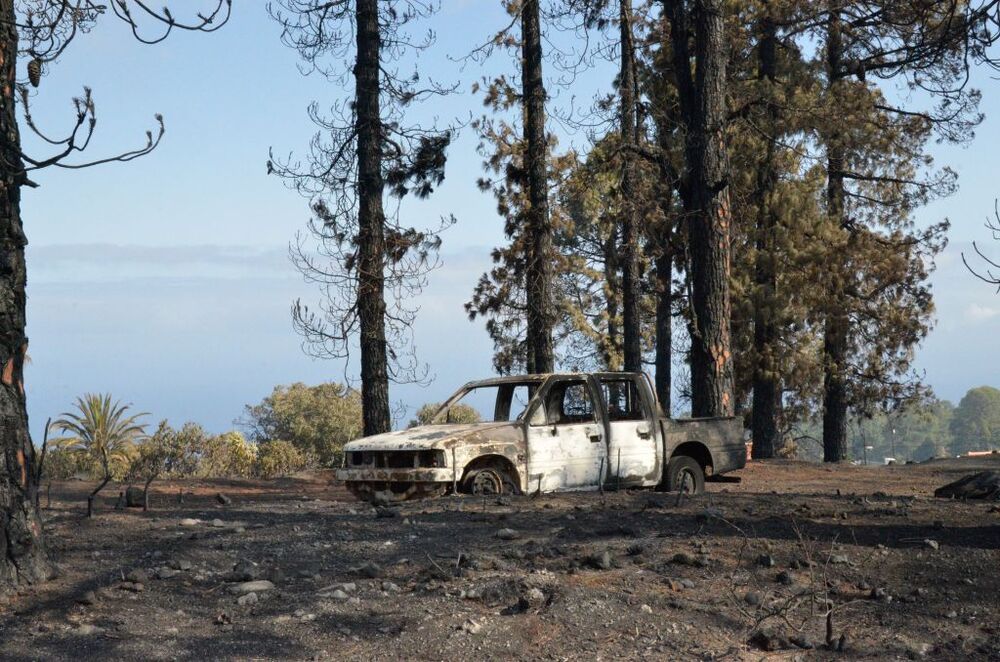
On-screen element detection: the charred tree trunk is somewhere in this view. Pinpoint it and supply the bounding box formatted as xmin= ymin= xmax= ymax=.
xmin=619 ymin=0 xmax=642 ymax=372
xmin=142 ymin=475 xmax=155 ymax=512
xmin=87 ymin=473 xmax=111 ymax=518
xmin=602 ymin=227 xmax=622 ymax=370
xmin=750 ymin=12 xmax=781 ymax=459
xmin=653 ymin=159 xmax=675 ymax=414
xmin=522 ymin=0 xmax=554 ymax=374
xmin=654 ymin=247 xmax=673 ymax=414
xmin=666 ymin=0 xmax=734 ymax=417
xmin=822 ymin=11 xmax=849 ymax=462
xmin=0 ymin=1 xmax=50 ymax=592
xmin=356 ymin=0 xmax=391 ymax=435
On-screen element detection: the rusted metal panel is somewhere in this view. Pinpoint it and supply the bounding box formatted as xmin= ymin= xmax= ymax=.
xmin=661 ymin=417 xmax=746 ymax=474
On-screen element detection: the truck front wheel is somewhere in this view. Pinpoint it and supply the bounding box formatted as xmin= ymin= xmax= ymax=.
xmin=666 ymin=456 xmax=705 ymax=495
xmin=463 ymin=465 xmax=519 ymax=496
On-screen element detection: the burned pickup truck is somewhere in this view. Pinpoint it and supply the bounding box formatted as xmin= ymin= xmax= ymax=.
xmin=336 ymin=372 xmax=746 ymax=503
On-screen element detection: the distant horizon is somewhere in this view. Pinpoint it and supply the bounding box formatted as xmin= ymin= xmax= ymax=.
xmin=24 ymin=239 xmax=1000 ymax=440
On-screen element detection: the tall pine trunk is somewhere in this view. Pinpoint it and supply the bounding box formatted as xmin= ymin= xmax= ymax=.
xmin=522 ymin=0 xmax=554 ymax=374
xmin=669 ymin=0 xmax=735 ymax=417
xmin=0 ymin=0 xmax=50 ymax=590
xmin=822 ymin=11 xmax=849 ymax=462
xmin=654 ymin=245 xmax=673 ymax=414
xmin=602 ymin=229 xmax=622 ymax=370
xmin=356 ymin=0 xmax=391 ymax=435
xmin=750 ymin=11 xmax=781 ymax=458
xmin=619 ymin=0 xmax=642 ymax=372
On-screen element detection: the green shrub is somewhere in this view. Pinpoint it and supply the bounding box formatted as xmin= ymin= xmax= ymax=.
xmin=201 ymin=431 xmax=258 ymax=478
xmin=255 ymin=439 xmax=307 ymax=478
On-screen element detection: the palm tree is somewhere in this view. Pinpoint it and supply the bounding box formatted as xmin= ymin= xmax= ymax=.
xmin=51 ymin=394 xmax=148 ymax=517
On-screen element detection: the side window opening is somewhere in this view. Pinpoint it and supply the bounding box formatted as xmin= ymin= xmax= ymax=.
xmin=546 ymin=381 xmax=596 ymax=425
xmin=601 ymin=379 xmax=646 ymax=422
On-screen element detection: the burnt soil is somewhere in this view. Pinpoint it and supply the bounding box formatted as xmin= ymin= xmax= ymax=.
xmin=1 ymin=458 xmax=999 ymax=660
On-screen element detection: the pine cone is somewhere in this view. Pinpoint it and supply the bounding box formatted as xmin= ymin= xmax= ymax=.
xmin=27 ymin=58 xmax=42 ymax=88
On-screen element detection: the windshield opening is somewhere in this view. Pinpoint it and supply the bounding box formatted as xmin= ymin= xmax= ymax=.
xmin=431 ymin=382 xmax=537 ymax=424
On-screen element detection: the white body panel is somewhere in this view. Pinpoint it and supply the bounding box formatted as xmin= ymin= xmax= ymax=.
xmin=526 ymin=421 xmax=605 ymax=492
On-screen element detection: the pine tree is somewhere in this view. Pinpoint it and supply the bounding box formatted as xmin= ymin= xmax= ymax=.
xmin=662 ymin=0 xmax=736 ymax=417
xmin=270 ymin=0 xmax=454 ymax=436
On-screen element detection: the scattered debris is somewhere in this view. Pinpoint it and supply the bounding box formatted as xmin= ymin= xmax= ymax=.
xmin=934 ymin=471 xmax=1000 ymax=500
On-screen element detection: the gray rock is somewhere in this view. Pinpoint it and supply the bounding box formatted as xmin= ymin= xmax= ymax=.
xmin=830 ymin=554 xmax=850 ymax=565
xmin=169 ymin=559 xmax=193 ymax=571
xmin=216 ymin=493 xmax=232 ymax=506
xmin=904 ymin=641 xmax=932 ymax=658
xmin=381 ymin=581 xmax=402 ymax=593
xmin=126 ymin=569 xmax=149 ymax=584
xmin=460 ymin=618 xmax=482 ymax=634
xmin=230 ymin=559 xmax=260 ymax=582
xmin=155 ymin=567 xmax=180 ymax=580
xmin=230 ymin=580 xmax=275 ymax=595
xmin=211 ymin=519 xmax=227 ymax=528
xmin=318 ymin=582 xmax=356 ymax=595
xmin=327 ymin=589 xmax=349 ymax=601
xmin=496 ymin=528 xmax=519 ymax=541
xmin=119 ymin=581 xmax=144 ymax=593
xmin=75 ymin=624 xmax=104 ymax=636
xmin=744 ymin=591 xmax=764 ymax=606
xmin=237 ymin=591 xmax=258 ymax=606
xmin=519 ymin=587 xmax=546 ymax=610
xmin=923 ymin=539 xmax=939 ymax=550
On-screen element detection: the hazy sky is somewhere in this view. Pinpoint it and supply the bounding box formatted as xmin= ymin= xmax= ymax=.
xmin=20 ymin=2 xmax=1000 ymax=439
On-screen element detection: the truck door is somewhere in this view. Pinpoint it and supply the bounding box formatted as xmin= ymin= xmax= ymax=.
xmin=525 ymin=377 xmax=606 ymax=492
xmin=598 ymin=375 xmax=659 ymax=487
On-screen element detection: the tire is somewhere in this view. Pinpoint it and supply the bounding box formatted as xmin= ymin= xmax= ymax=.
xmin=665 ymin=455 xmax=705 ymax=495
xmin=463 ymin=465 xmax=520 ymax=496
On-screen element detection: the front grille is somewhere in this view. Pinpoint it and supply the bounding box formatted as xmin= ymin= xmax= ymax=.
xmin=348 ymin=450 xmax=445 ymax=469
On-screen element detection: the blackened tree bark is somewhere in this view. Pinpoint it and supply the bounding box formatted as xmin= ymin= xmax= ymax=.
xmin=822 ymin=10 xmax=849 ymax=462
xmin=356 ymin=0 xmax=391 ymax=435
xmin=0 ymin=0 xmax=49 ymax=590
xmin=665 ymin=0 xmax=735 ymax=417
xmin=653 ymin=213 xmax=673 ymax=412
xmin=653 ymin=252 xmax=672 ymax=411
xmin=619 ymin=0 xmax=642 ymax=372
xmin=602 ymin=229 xmax=622 ymax=370
xmin=522 ymin=0 xmax=554 ymax=374
xmin=750 ymin=10 xmax=781 ymax=459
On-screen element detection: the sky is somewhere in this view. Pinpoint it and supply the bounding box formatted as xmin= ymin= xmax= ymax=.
xmin=19 ymin=2 xmax=1000 ymax=440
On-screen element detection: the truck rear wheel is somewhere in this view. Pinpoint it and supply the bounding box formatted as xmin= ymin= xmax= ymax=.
xmin=666 ymin=456 xmax=705 ymax=495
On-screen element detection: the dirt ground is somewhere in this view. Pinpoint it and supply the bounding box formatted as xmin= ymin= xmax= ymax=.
xmin=1 ymin=457 xmax=998 ymax=661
